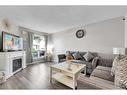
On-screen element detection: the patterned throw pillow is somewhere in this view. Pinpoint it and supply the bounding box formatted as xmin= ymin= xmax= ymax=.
xmin=111 ymin=55 xmax=127 ymax=76
xmin=111 ymin=56 xmax=120 ymax=76
xmin=83 ymin=51 xmax=94 ymax=61
xmin=72 ymin=52 xmax=82 ymax=60
xmin=114 ymin=57 xmax=127 ymax=89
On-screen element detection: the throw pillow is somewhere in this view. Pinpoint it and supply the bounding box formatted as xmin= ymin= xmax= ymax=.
xmin=111 ymin=55 xmax=127 ymax=76
xmin=114 ymin=57 xmax=127 ymax=89
xmin=111 ymin=56 xmax=120 ymax=76
xmin=83 ymin=51 xmax=94 ymax=61
xmin=72 ymin=52 xmax=82 ymax=60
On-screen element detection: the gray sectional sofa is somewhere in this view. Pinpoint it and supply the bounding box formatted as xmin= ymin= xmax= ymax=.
xmin=58 ymin=51 xmax=122 ymax=89
xmin=81 ymin=57 xmax=121 ymax=89
xmin=78 ymin=53 xmax=119 ymax=89
xmin=58 ymin=51 xmax=99 ymax=74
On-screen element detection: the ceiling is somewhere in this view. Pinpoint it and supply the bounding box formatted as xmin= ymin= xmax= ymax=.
xmin=0 ymin=6 xmax=127 ymax=33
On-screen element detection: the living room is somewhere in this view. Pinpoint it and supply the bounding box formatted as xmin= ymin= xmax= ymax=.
xmin=0 ymin=4 xmax=127 ymax=92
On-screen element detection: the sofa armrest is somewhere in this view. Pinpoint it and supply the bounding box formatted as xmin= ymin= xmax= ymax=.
xmin=58 ymin=54 xmax=66 ymax=63
xmin=92 ymin=57 xmax=99 ymax=69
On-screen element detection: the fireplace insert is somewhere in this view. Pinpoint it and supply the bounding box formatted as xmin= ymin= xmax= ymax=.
xmin=13 ymin=58 xmax=22 ymax=72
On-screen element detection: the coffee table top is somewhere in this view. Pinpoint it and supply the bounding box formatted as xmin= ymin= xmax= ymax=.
xmin=51 ymin=62 xmax=86 ymax=74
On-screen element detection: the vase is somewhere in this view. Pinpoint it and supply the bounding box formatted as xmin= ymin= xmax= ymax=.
xmin=67 ymin=60 xmax=71 ymax=70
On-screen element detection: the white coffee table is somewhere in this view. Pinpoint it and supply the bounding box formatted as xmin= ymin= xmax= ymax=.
xmin=50 ymin=62 xmax=86 ymax=89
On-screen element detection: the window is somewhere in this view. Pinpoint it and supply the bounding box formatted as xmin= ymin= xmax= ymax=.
xmin=32 ymin=34 xmax=46 ymax=59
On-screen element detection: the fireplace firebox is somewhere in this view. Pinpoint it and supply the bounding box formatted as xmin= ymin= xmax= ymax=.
xmin=13 ymin=58 xmax=22 ymax=72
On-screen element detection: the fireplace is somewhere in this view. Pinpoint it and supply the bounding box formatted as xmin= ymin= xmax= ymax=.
xmin=0 ymin=51 xmax=26 ymax=79
xmin=13 ymin=58 xmax=22 ymax=72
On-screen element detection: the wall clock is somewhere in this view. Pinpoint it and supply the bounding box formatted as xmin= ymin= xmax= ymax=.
xmin=76 ymin=29 xmax=85 ymax=38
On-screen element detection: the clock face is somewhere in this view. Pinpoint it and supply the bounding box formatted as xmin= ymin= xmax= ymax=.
xmin=76 ymin=30 xmax=85 ymax=38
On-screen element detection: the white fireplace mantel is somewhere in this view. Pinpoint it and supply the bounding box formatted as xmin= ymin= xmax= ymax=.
xmin=0 ymin=51 xmax=26 ymax=79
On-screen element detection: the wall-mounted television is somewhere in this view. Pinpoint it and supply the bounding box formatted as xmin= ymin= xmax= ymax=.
xmin=2 ymin=31 xmax=23 ymax=51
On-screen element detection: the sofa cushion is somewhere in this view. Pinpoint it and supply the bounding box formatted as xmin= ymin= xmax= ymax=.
xmin=83 ymin=52 xmax=94 ymax=61
xmin=71 ymin=60 xmax=92 ymax=69
xmin=71 ymin=60 xmax=85 ymax=64
xmin=72 ymin=52 xmax=82 ymax=60
xmin=98 ymin=58 xmax=113 ymax=67
xmin=59 ymin=59 xmax=66 ymax=62
xmin=78 ymin=52 xmax=86 ymax=57
xmin=96 ymin=66 xmax=111 ymax=71
xmin=79 ymin=74 xmax=120 ymax=89
xmin=91 ymin=66 xmax=114 ymax=82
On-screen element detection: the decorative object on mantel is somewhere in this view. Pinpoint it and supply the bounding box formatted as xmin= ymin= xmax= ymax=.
xmin=76 ymin=29 xmax=86 ymax=38
xmin=66 ymin=54 xmax=73 ymax=70
xmin=1 ymin=18 xmax=12 ymax=31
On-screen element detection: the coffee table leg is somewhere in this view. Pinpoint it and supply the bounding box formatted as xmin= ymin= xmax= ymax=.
xmin=50 ymin=67 xmax=52 ymax=83
xmin=84 ymin=67 xmax=86 ymax=76
xmin=75 ymin=78 xmax=78 ymax=90
xmin=73 ymin=75 xmax=77 ymax=90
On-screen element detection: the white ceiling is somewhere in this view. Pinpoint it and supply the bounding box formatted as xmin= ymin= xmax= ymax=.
xmin=0 ymin=6 xmax=127 ymax=33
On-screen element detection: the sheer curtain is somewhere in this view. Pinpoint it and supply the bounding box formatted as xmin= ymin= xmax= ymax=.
xmin=28 ymin=32 xmax=33 ymax=63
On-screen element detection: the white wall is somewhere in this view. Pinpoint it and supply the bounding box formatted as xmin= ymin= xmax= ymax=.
xmin=51 ymin=17 xmax=125 ymax=62
xmin=0 ymin=18 xmax=19 ymax=36
xmin=125 ymin=17 xmax=127 ymax=47
xmin=0 ymin=18 xmax=20 ymax=50
xmin=124 ymin=16 xmax=127 ymax=54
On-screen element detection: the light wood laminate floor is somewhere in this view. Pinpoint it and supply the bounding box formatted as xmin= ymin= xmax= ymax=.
xmin=0 ymin=63 xmax=99 ymax=89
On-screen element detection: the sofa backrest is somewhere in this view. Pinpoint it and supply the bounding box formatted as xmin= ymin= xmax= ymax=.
xmin=97 ymin=53 xmax=117 ymax=67
xmin=98 ymin=53 xmax=116 ymax=59
xmin=66 ymin=51 xmax=98 ymax=57
xmin=66 ymin=51 xmax=117 ymax=67
xmin=97 ymin=58 xmax=113 ymax=67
